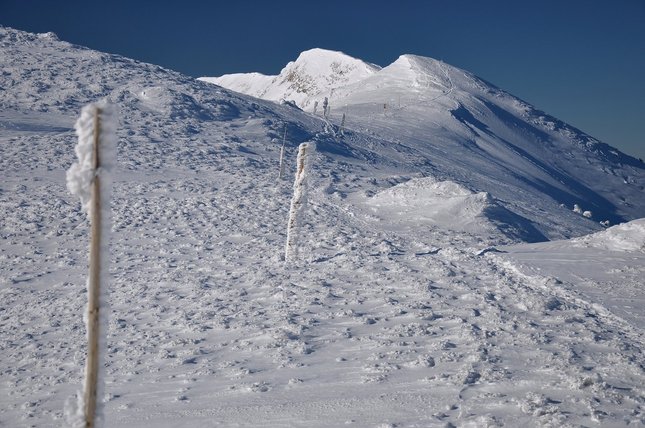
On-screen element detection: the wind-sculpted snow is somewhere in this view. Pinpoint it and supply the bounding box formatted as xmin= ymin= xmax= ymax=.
xmin=363 ymin=177 xmax=546 ymax=243
xmin=1 ymin=27 xmax=644 ymax=427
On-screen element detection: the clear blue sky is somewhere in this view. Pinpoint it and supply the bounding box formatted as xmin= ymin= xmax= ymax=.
xmin=2 ymin=0 xmax=644 ymax=159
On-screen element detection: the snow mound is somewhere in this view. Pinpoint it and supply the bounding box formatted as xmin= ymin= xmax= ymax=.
xmin=367 ymin=177 xmax=493 ymax=231
xmin=365 ymin=177 xmax=544 ymax=241
xmin=372 ymin=177 xmax=477 ymax=202
xmin=369 ymin=177 xmax=494 ymax=231
xmin=572 ymin=218 xmax=645 ymax=252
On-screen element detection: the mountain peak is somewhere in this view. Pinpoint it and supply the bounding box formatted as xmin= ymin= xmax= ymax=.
xmin=404 ymin=54 xmax=460 ymax=87
xmin=274 ymin=48 xmax=380 ymax=105
xmin=294 ymin=47 xmax=357 ymax=62
xmin=390 ymin=54 xmax=454 ymax=79
xmin=200 ymin=48 xmax=380 ymax=109
xmin=291 ymin=48 xmax=380 ymax=72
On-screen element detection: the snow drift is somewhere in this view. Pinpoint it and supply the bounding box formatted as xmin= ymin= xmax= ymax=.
xmin=365 ymin=177 xmax=545 ymax=242
xmin=572 ymin=218 xmax=645 ymax=252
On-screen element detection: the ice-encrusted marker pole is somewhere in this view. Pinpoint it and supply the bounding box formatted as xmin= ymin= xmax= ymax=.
xmin=84 ymin=106 xmax=103 ymax=428
xmin=66 ymin=101 xmax=115 ymax=428
xmin=278 ymin=124 xmax=287 ymax=180
xmin=285 ymin=142 xmax=312 ymax=261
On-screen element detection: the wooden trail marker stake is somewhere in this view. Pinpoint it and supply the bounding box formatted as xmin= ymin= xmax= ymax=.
xmin=84 ymin=107 xmax=102 ymax=428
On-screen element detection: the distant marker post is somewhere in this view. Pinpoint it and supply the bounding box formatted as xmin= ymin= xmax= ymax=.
xmin=278 ymin=124 xmax=287 ymax=180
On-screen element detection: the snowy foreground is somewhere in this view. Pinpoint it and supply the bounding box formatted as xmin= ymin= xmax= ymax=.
xmin=1 ymin=27 xmax=644 ymax=427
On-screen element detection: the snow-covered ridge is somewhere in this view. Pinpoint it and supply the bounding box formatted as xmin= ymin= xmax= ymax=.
xmin=200 ymin=49 xmax=473 ymax=111
xmin=202 ymin=46 xmax=645 ymax=233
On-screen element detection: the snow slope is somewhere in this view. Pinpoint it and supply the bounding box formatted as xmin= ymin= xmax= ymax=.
xmin=499 ymin=220 xmax=645 ymax=329
xmin=1 ymin=27 xmax=644 ymax=427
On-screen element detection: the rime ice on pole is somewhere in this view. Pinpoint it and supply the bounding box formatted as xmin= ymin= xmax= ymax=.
xmin=67 ymin=102 xmax=116 ymax=217
xmin=285 ymin=142 xmax=314 ymax=262
xmin=65 ymin=101 xmax=116 ymax=428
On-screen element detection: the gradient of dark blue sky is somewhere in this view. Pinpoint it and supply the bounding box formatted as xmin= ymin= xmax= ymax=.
xmin=2 ymin=0 xmax=644 ymax=159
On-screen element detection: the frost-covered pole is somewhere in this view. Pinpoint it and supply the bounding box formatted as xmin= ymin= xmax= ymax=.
xmin=84 ymin=106 xmax=102 ymax=428
xmin=278 ymin=125 xmax=287 ymax=180
xmin=66 ymin=101 xmax=115 ymax=428
xmin=322 ymin=97 xmax=329 ymax=119
xmin=285 ymin=143 xmax=312 ymax=261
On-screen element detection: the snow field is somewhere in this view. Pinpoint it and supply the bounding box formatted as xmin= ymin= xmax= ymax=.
xmin=0 ymin=27 xmax=644 ymax=427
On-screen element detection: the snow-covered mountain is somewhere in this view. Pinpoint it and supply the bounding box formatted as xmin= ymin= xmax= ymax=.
xmin=200 ymin=48 xmax=380 ymax=110
xmin=1 ymin=27 xmax=644 ymax=427
xmin=202 ymin=48 xmax=645 ymax=237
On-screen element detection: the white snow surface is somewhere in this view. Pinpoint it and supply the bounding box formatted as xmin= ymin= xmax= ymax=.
xmin=1 ymin=27 xmax=645 ymax=427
